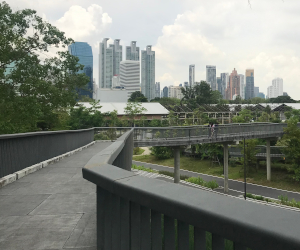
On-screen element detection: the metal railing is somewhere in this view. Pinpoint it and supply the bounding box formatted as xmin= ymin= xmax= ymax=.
xmin=0 ymin=129 xmax=94 ymax=178
xmin=229 ymin=145 xmax=285 ymax=158
xmin=133 ymin=123 xmax=291 ymax=146
xmin=82 ymin=129 xmax=300 ymax=250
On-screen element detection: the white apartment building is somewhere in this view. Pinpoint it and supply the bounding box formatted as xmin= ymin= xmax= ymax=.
xmin=267 ymin=78 xmax=283 ymax=98
xmin=239 ymin=74 xmax=245 ymax=99
xmin=168 ymin=86 xmax=184 ymax=100
xmin=189 ymin=65 xmax=195 ymax=87
xmin=119 ymin=60 xmax=141 ymax=98
xmin=206 ymin=65 xmax=217 ymax=91
xmin=126 ymin=41 xmax=139 ymax=61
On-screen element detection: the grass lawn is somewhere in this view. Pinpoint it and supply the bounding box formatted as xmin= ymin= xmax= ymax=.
xmin=133 ymin=147 xmax=145 ymax=155
xmin=133 ymin=155 xmax=300 ymax=193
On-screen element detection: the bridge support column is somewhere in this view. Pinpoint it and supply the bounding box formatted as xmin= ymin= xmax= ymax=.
xmin=223 ymin=143 xmax=229 ymax=194
xmin=266 ymin=140 xmax=271 ymax=181
xmin=174 ymin=147 xmax=180 ymax=183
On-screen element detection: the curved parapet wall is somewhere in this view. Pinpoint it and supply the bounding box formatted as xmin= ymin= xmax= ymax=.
xmin=83 ymin=129 xmax=300 ymax=250
xmin=0 ymin=129 xmax=94 ymax=178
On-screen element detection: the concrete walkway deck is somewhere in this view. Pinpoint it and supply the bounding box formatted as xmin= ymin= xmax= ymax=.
xmin=0 ymin=142 xmax=111 ymax=250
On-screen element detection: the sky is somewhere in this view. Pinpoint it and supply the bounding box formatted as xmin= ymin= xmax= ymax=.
xmin=6 ymin=0 xmax=300 ymax=100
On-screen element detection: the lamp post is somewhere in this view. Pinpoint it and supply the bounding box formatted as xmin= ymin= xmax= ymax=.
xmin=244 ymin=138 xmax=247 ymax=200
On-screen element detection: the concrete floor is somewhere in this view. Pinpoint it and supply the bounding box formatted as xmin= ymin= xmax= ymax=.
xmin=0 ymin=142 xmax=111 ymax=250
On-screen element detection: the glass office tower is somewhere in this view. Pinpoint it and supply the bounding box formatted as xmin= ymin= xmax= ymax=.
xmin=68 ymin=42 xmax=93 ymax=99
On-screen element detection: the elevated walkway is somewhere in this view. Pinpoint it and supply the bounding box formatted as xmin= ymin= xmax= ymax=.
xmin=0 ymin=142 xmax=110 ymax=250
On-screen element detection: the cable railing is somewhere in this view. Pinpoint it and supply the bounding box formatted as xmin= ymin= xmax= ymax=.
xmin=82 ymin=129 xmax=300 ymax=250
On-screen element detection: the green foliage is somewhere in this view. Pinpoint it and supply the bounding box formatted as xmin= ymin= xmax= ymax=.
xmin=168 ymin=110 xmax=179 ymax=126
xmin=0 ymin=2 xmax=89 ymax=134
xmin=132 ymin=164 xmax=157 ymax=173
xmin=94 ymin=133 xmax=109 ymax=140
xmin=185 ymin=177 xmax=219 ymax=189
xmin=157 ymin=170 xmax=189 ymax=180
xmin=128 ymin=91 xmax=148 ymax=102
xmin=280 ymin=118 xmax=300 ymax=181
xmin=150 ymin=146 xmax=174 ymax=159
xmin=68 ymin=101 xmax=104 ymax=129
xmin=279 ymin=195 xmax=300 ymax=208
xmin=239 ymin=139 xmax=259 ymax=170
xmin=269 ymin=95 xmax=296 ymax=103
xmin=232 ymin=109 xmax=253 ymax=123
xmin=124 ymin=102 xmax=147 ymax=127
xmin=195 ymin=143 xmax=223 ymax=161
xmin=133 ymin=147 xmax=145 ymax=155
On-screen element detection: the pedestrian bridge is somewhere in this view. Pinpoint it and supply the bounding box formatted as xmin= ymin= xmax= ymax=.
xmin=1 ymin=124 xmax=300 ymax=250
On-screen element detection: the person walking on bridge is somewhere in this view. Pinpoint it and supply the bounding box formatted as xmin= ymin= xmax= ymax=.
xmin=214 ymin=122 xmax=219 ymax=138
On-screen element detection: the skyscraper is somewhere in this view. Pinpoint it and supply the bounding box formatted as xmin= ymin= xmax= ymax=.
xmin=109 ymin=39 xmax=122 ymax=76
xmin=220 ymin=73 xmax=229 ymax=99
xmin=267 ymin=78 xmax=283 ymax=98
xmin=217 ymin=77 xmax=222 ymax=94
xmin=155 ymin=82 xmax=161 ymax=98
xmin=254 ymin=87 xmax=259 ymax=97
xmin=189 ymin=65 xmax=195 ymax=87
xmin=68 ymin=42 xmax=93 ymax=98
xmin=141 ymin=45 xmax=155 ymax=101
xmin=126 ymin=41 xmax=139 ymax=61
xmin=99 ymin=38 xmax=113 ymax=88
xmin=119 ymin=60 xmax=140 ymax=98
xmin=162 ymin=86 xmax=168 ymax=98
xmin=239 ymin=74 xmax=245 ymax=99
xmin=225 ymin=68 xmax=240 ymax=100
xmin=206 ymin=65 xmax=217 ymax=91
xmin=245 ymin=69 xmax=254 ymax=100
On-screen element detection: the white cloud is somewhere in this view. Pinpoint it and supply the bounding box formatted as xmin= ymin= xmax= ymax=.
xmin=55 ymin=4 xmax=112 ymax=41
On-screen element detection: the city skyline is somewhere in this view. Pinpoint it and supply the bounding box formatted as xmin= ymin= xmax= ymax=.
xmin=10 ymin=0 xmax=300 ymax=100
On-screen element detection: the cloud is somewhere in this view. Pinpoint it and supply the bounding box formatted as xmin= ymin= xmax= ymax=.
xmin=153 ymin=0 xmax=300 ymax=99
xmin=54 ymin=4 xmax=111 ymax=41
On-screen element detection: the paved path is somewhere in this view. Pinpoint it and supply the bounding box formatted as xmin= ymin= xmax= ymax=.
xmin=0 ymin=142 xmax=111 ymax=250
xmin=133 ymin=160 xmax=300 ymax=201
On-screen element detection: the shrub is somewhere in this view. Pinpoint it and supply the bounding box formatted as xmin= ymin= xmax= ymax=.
xmin=186 ymin=177 xmax=219 ymax=190
xmin=94 ymin=133 xmax=109 ymax=140
xmin=132 ymin=164 xmax=157 ymax=173
xmin=158 ymin=170 xmax=189 ymax=180
xmin=205 ymin=180 xmax=219 ymax=189
xmin=150 ymin=146 xmax=173 ymax=159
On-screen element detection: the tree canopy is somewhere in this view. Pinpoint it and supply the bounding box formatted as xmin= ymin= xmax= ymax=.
xmin=0 ymin=1 xmax=89 ymax=134
xmin=128 ymin=91 xmax=148 ymax=102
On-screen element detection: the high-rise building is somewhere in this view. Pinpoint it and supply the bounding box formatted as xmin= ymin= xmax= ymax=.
xmin=126 ymin=41 xmax=139 ymax=61
xmin=141 ymin=45 xmax=155 ymax=101
xmin=245 ymin=69 xmax=254 ymax=100
xmin=217 ymin=77 xmax=222 ymax=94
xmin=239 ymin=74 xmax=245 ymax=99
xmin=68 ymin=42 xmax=93 ymax=98
xmin=155 ymin=82 xmax=161 ymax=98
xmin=168 ymin=86 xmax=183 ymax=99
xmin=254 ymin=87 xmax=259 ymax=97
xmin=162 ymin=86 xmax=169 ymax=98
xmin=220 ymin=73 xmax=229 ymax=99
xmin=189 ymin=65 xmax=195 ymax=87
xmin=99 ymin=38 xmax=113 ymax=89
xmin=109 ymin=39 xmax=122 ymax=76
xmin=267 ymin=78 xmax=283 ymax=98
xmin=258 ymin=92 xmax=265 ymax=99
xmin=206 ymin=65 xmax=217 ymax=91
xmin=225 ymin=68 xmax=240 ymax=100
xmin=119 ymin=60 xmax=140 ymax=98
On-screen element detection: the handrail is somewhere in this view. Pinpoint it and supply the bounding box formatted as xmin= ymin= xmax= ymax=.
xmin=83 ymin=129 xmax=300 ymax=250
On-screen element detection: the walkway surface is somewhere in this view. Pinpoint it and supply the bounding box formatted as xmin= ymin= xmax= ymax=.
xmin=0 ymin=142 xmax=111 ymax=250
xmin=133 ymin=160 xmax=300 ymax=201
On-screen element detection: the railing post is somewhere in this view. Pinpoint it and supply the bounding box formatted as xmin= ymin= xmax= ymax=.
xmin=266 ymin=139 xmax=271 ymax=181
xmin=223 ymin=143 xmax=229 ymax=194
xmin=174 ymin=146 xmax=181 ymax=183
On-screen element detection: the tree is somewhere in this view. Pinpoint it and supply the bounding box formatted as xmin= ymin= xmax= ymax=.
xmin=280 ymin=118 xmax=300 ymax=181
xmin=232 ymin=109 xmax=253 ymax=123
xmin=128 ymin=91 xmax=148 ymax=102
xmin=239 ymin=139 xmax=259 ymax=172
xmin=0 ymin=2 xmax=89 ymax=134
xmin=124 ymin=102 xmax=147 ymax=127
xmin=269 ymin=95 xmax=296 ymax=103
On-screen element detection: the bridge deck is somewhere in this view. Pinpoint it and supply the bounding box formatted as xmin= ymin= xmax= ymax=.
xmin=0 ymin=142 xmax=111 ymax=250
